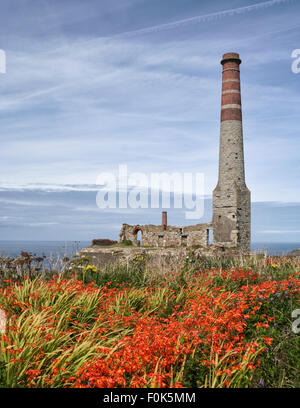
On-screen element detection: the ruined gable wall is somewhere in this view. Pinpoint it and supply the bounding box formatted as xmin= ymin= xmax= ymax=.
xmin=184 ymin=223 xmax=212 ymax=247
xmin=120 ymin=223 xmax=212 ymax=248
xmin=120 ymin=224 xmax=182 ymax=247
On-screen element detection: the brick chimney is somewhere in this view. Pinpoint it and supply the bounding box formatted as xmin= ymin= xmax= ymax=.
xmin=219 ymin=52 xmax=245 ymax=186
xmin=162 ymin=211 xmax=167 ymax=230
xmin=212 ymin=52 xmax=251 ymax=252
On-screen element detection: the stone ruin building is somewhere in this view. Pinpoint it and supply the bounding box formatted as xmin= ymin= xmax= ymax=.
xmin=119 ymin=52 xmax=251 ymax=253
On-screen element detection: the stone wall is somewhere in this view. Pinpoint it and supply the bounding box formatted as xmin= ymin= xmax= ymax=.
xmin=184 ymin=223 xmax=213 ymax=247
xmin=212 ymin=183 xmax=250 ymax=251
xmin=119 ymin=222 xmax=212 ymax=248
xmin=81 ymin=246 xmax=190 ymax=270
xmin=80 ymin=245 xmax=242 ymax=272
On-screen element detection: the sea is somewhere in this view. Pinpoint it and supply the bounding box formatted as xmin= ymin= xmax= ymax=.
xmin=0 ymin=240 xmax=90 ymax=259
xmin=0 ymin=241 xmax=299 ymax=258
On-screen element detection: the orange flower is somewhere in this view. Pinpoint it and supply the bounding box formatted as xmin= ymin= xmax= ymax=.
xmin=262 ymin=336 xmax=274 ymax=346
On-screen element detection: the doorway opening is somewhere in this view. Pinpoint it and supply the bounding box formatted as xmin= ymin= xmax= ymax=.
xmin=207 ymin=229 xmax=213 ymax=246
xmin=137 ymin=230 xmax=142 ymax=247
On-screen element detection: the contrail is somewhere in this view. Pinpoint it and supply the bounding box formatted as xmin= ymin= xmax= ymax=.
xmin=110 ymin=0 xmax=294 ymax=39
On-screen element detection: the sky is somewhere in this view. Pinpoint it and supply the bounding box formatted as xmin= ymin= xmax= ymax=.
xmin=0 ymin=0 xmax=299 ymax=242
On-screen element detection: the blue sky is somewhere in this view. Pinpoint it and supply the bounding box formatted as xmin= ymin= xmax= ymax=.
xmin=0 ymin=0 xmax=299 ymax=242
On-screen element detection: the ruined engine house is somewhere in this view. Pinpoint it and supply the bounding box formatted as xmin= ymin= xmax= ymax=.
xmin=119 ymin=53 xmax=251 ymax=253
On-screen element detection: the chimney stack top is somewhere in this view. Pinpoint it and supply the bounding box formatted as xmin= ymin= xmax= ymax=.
xmin=221 ymin=52 xmax=241 ymax=65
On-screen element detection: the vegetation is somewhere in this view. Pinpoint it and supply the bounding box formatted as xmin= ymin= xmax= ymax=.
xmin=0 ymin=253 xmax=299 ymax=388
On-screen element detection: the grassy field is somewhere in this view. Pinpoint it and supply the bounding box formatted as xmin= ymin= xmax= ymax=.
xmin=0 ymin=252 xmax=299 ymax=388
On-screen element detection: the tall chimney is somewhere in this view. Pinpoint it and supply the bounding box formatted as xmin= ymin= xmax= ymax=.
xmin=212 ymin=52 xmax=251 ymax=251
xmin=162 ymin=211 xmax=167 ymax=230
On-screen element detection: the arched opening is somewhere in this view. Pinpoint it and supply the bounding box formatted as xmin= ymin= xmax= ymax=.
xmin=132 ymin=227 xmax=143 ymax=247
xmin=137 ymin=230 xmax=142 ymax=247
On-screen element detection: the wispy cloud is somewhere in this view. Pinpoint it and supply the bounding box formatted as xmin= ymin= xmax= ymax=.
xmin=0 ymin=183 xmax=100 ymax=192
xmin=110 ymin=0 xmax=294 ymax=38
xmin=25 ymin=222 xmax=59 ymax=227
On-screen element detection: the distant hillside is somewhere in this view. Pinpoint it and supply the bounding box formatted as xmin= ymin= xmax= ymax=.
xmin=288 ymin=249 xmax=300 ymax=256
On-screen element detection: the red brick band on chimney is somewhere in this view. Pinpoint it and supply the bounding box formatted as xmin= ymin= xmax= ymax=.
xmin=220 ymin=53 xmax=242 ymax=122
